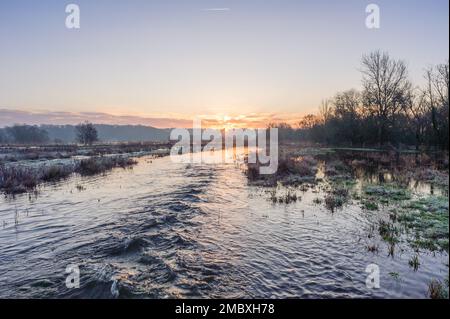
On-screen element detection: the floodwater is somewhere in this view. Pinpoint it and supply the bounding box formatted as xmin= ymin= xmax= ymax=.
xmin=0 ymin=151 xmax=448 ymax=298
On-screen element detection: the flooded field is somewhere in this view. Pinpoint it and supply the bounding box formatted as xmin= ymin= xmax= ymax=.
xmin=0 ymin=149 xmax=448 ymax=298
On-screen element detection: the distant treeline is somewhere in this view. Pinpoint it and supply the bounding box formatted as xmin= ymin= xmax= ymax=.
xmin=0 ymin=124 xmax=171 ymax=144
xmin=271 ymin=51 xmax=449 ymax=150
xmin=0 ymin=125 xmax=50 ymax=144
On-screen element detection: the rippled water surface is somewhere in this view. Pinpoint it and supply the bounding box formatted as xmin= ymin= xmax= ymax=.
xmin=0 ymin=153 xmax=448 ymax=298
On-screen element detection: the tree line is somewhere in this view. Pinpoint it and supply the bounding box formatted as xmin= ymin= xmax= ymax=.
xmin=272 ymin=51 xmax=449 ymax=150
xmin=0 ymin=123 xmax=172 ymax=145
xmin=0 ymin=125 xmax=50 ymax=144
xmin=0 ymin=122 xmax=98 ymax=145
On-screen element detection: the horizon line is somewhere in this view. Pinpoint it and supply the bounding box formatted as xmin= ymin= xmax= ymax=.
xmin=0 ymin=108 xmax=309 ymax=129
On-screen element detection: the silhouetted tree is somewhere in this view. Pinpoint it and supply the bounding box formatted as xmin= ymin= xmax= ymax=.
xmin=267 ymin=122 xmax=296 ymax=141
xmin=423 ymin=62 xmax=449 ymax=149
xmin=403 ymin=88 xmax=428 ymax=151
xmin=76 ymin=122 xmax=98 ymax=145
xmin=332 ymin=89 xmax=363 ymax=145
xmin=290 ymin=54 xmax=448 ymax=150
xmin=319 ymin=99 xmax=333 ymax=124
xmin=298 ymin=114 xmax=320 ymax=130
xmin=361 ymin=51 xmax=412 ymax=147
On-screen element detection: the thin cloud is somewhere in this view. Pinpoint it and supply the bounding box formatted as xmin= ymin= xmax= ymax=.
xmin=202 ymin=8 xmax=231 ymax=12
xmin=0 ymin=109 xmax=192 ymax=129
xmin=0 ymin=109 xmax=307 ymax=129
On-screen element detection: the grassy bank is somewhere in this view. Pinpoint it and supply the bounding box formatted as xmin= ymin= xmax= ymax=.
xmin=0 ymin=142 xmax=171 ymax=164
xmin=0 ymin=142 xmax=172 ymax=195
xmin=0 ymin=156 xmax=139 ymax=194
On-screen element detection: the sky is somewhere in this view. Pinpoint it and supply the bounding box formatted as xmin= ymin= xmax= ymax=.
xmin=0 ymin=0 xmax=448 ymax=128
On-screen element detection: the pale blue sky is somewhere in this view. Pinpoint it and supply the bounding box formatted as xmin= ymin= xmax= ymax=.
xmin=0 ymin=0 xmax=448 ymax=123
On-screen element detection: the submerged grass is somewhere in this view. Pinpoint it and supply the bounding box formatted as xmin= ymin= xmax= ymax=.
xmin=247 ymin=152 xmax=318 ymax=187
xmin=428 ymin=279 xmax=449 ymax=299
xmin=77 ymin=156 xmax=137 ymax=176
xmin=408 ymin=255 xmax=421 ymax=271
xmin=378 ymin=220 xmax=400 ymax=245
xmin=323 ymin=181 xmax=352 ymax=213
xmin=249 ymin=147 xmax=448 ymax=259
xmin=324 ymin=195 xmax=344 ymax=212
xmin=397 ymin=196 xmax=449 ymax=252
xmin=363 ymin=184 xmax=411 ymax=203
xmin=269 ymin=188 xmax=300 ymax=204
xmin=362 ymin=200 xmax=379 ymax=211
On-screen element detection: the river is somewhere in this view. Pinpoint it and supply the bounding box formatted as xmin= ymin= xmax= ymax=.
xmin=0 ymin=152 xmax=447 ymax=298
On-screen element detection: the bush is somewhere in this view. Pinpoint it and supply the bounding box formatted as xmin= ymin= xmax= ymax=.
xmin=40 ymin=165 xmax=73 ymax=181
xmin=0 ymin=166 xmax=38 ymax=194
xmin=77 ymin=157 xmax=137 ymax=175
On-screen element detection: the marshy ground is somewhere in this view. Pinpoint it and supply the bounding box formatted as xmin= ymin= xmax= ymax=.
xmin=0 ymin=144 xmax=448 ymax=299
xmin=0 ymin=143 xmax=171 ymax=194
xmin=248 ymin=146 xmax=449 ymax=298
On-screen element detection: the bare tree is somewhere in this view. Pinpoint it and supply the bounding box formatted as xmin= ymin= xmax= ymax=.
xmin=423 ymin=62 xmax=449 ymax=149
xmin=319 ymin=99 xmax=333 ymax=124
xmin=332 ymin=89 xmax=362 ymax=145
xmin=361 ymin=51 xmax=411 ymax=147
xmin=76 ymin=122 xmax=98 ymax=145
xmin=292 ymin=54 xmax=448 ymax=149
xmin=333 ymin=89 xmax=361 ymax=119
xmin=298 ymin=114 xmax=320 ymax=130
xmin=403 ymin=88 xmax=429 ymax=151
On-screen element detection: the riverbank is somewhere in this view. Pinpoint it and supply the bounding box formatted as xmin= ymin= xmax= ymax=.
xmin=0 ymin=143 xmax=171 ymax=194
